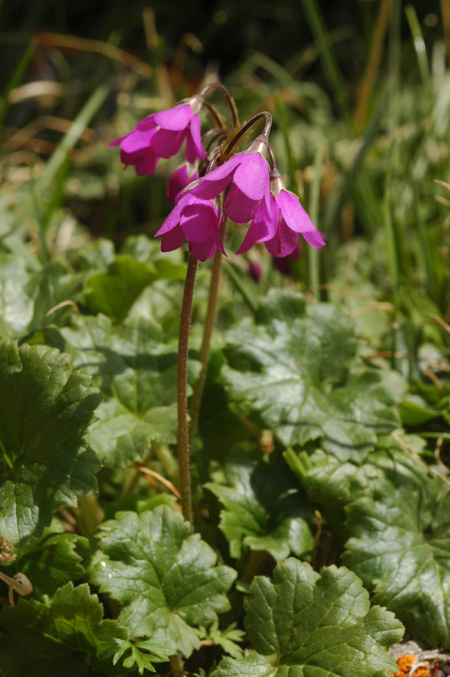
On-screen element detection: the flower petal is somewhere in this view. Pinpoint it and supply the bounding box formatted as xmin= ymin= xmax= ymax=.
xmin=161 ymin=225 xmax=186 ymax=252
xmin=265 ymin=220 xmax=299 ymax=257
xmin=232 ymin=153 xmax=269 ymax=200
xmin=180 ymin=201 xmax=219 ymax=243
xmin=137 ymin=104 xmax=193 ymax=131
xmin=235 ymin=193 xmax=277 ymax=254
xmin=185 ymin=115 xmax=205 ymax=162
xmin=167 ymin=165 xmax=198 ymax=204
xmin=224 ymin=186 xmax=259 ymax=225
xmin=277 ymin=190 xmax=325 ymax=247
xmin=151 ymin=128 xmax=186 ymax=158
xmin=191 ymin=154 xmax=243 ymax=199
xmin=119 ymin=127 xmax=158 ymax=153
xmin=154 ymin=195 xmax=189 ymax=237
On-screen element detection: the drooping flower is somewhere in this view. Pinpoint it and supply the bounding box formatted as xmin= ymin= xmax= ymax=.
xmin=110 ymin=98 xmax=205 ymax=176
xmin=236 ymin=172 xmax=325 ymax=257
xmin=167 ymin=163 xmax=199 ymax=204
xmin=155 ymin=191 xmax=225 ymax=262
xmin=191 ymin=137 xmax=270 ymax=225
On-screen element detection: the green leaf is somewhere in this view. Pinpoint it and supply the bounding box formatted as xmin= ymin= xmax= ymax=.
xmin=212 ymin=559 xmax=403 ymax=677
xmin=290 ymin=433 xmax=429 ymax=508
xmin=343 ymin=484 xmax=450 ymax=647
xmin=26 ymin=259 xmax=85 ymax=332
xmin=83 ymin=255 xmax=158 ymax=323
xmin=62 ymin=314 xmax=189 ymax=467
xmin=99 ymin=638 xmax=170 ymax=675
xmin=0 ymin=255 xmax=34 ymax=338
xmin=0 ymin=340 xmax=101 ymax=546
xmin=90 ymin=505 xmax=237 ymax=657
xmin=197 ymin=621 xmax=245 ymax=659
xmin=0 ymin=582 xmax=129 ymax=676
xmin=206 ymin=449 xmax=314 ymax=560
xmin=1 ymin=529 xmax=88 ymax=599
xmin=224 ymin=302 xmax=404 ymax=456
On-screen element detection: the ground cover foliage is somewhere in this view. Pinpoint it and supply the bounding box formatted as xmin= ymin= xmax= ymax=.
xmin=0 ymin=1 xmax=450 ymax=675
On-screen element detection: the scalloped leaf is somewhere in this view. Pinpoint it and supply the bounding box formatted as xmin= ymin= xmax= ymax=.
xmin=206 ymin=449 xmax=314 ymax=560
xmin=1 ymin=528 xmax=88 ymax=599
xmin=0 ymin=340 xmax=101 ymax=546
xmin=0 ymin=583 xmax=129 ymax=676
xmin=224 ymin=301 xmax=404 ymax=456
xmin=61 ymin=315 xmax=193 ymax=468
xmin=288 ymin=432 xmax=429 ymax=508
xmin=90 ymin=505 xmax=237 ymax=657
xmin=343 ymin=484 xmax=450 ymax=647
xmin=212 ymin=559 xmax=403 ymax=677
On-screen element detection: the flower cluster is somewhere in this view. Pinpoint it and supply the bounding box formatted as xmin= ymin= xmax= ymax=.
xmin=111 ymin=86 xmax=325 ymax=261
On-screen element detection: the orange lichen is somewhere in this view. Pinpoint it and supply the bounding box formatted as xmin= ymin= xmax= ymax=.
xmin=391 ymin=654 xmax=430 ymax=677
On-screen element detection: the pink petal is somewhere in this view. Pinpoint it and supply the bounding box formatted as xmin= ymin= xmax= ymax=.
xmin=232 ymin=153 xmax=269 ymax=200
xmin=152 ymin=104 xmax=194 ymax=130
xmin=191 ymin=154 xmax=243 ymax=199
xmin=185 ymin=114 xmax=205 ymax=162
xmin=236 ymin=193 xmax=277 ymax=254
xmin=224 ymin=186 xmax=259 ymax=225
xmin=180 ymin=201 xmax=219 ymax=243
xmin=265 ymin=220 xmax=299 ymax=257
xmin=277 ymin=190 xmax=325 ymax=247
xmin=151 ymin=128 xmax=185 ymax=158
xmin=167 ymin=165 xmax=198 ymax=204
xmin=154 ymin=195 xmax=189 ymax=237
xmin=134 ymin=114 xmax=158 ymax=131
xmin=161 ymin=225 xmax=186 ymax=252
xmin=190 ymin=238 xmax=218 ymax=261
xmin=118 ymin=127 xmax=157 ymax=153
xmin=133 ymin=150 xmax=158 ymax=176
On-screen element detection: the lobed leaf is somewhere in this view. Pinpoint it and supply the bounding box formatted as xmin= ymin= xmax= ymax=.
xmin=0 ymin=340 xmax=101 ymax=546
xmin=0 ymin=582 xmax=129 ymax=676
xmin=90 ymin=505 xmax=237 ymax=657
xmin=62 ymin=314 xmax=190 ymax=467
xmin=224 ymin=298 xmax=403 ymax=456
xmin=206 ymin=449 xmax=314 ymax=560
xmin=212 ymin=559 xmax=403 ymax=677
xmin=1 ymin=528 xmax=88 ymax=599
xmin=343 ymin=484 xmax=450 ymax=647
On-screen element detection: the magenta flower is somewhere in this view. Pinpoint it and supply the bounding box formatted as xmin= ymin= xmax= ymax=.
xmin=167 ymin=164 xmax=199 ymax=204
xmin=236 ymin=174 xmax=325 ymax=257
xmin=191 ymin=139 xmax=270 ymax=225
xmin=155 ymin=191 xmax=225 ymax=262
xmin=110 ymin=98 xmax=205 ymax=176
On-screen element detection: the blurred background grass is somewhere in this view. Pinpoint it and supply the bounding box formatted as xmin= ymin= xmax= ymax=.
xmin=0 ymin=0 xmax=449 ymax=370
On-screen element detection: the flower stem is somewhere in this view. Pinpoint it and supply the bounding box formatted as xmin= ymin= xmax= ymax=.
xmin=200 ymin=81 xmax=240 ymax=128
xmin=189 ymin=245 xmax=224 ymax=453
xmin=223 ymin=111 xmax=272 ymax=157
xmin=178 ymin=255 xmax=198 ymax=530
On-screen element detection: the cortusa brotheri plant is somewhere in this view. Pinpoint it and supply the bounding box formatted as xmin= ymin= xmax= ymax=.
xmin=111 ymin=82 xmax=325 ymax=529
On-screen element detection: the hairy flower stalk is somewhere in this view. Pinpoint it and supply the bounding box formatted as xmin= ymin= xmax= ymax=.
xmin=111 ymin=83 xmax=325 ymax=530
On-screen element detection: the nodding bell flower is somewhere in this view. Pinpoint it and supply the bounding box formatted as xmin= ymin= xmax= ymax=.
xmin=155 ymin=191 xmax=225 ymax=262
xmin=110 ymin=97 xmax=205 ymax=176
xmin=236 ymin=171 xmax=325 ymax=257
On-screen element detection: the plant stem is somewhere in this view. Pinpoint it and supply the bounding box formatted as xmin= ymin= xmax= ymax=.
xmin=189 ymin=246 xmax=224 ymax=450
xmin=170 ymin=653 xmax=184 ymax=676
xmin=177 ymin=255 xmax=198 ymax=530
xmin=241 ymin=550 xmax=266 ymax=584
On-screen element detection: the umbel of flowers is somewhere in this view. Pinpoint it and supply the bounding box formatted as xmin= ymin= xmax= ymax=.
xmin=111 ymin=83 xmax=325 ymax=261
